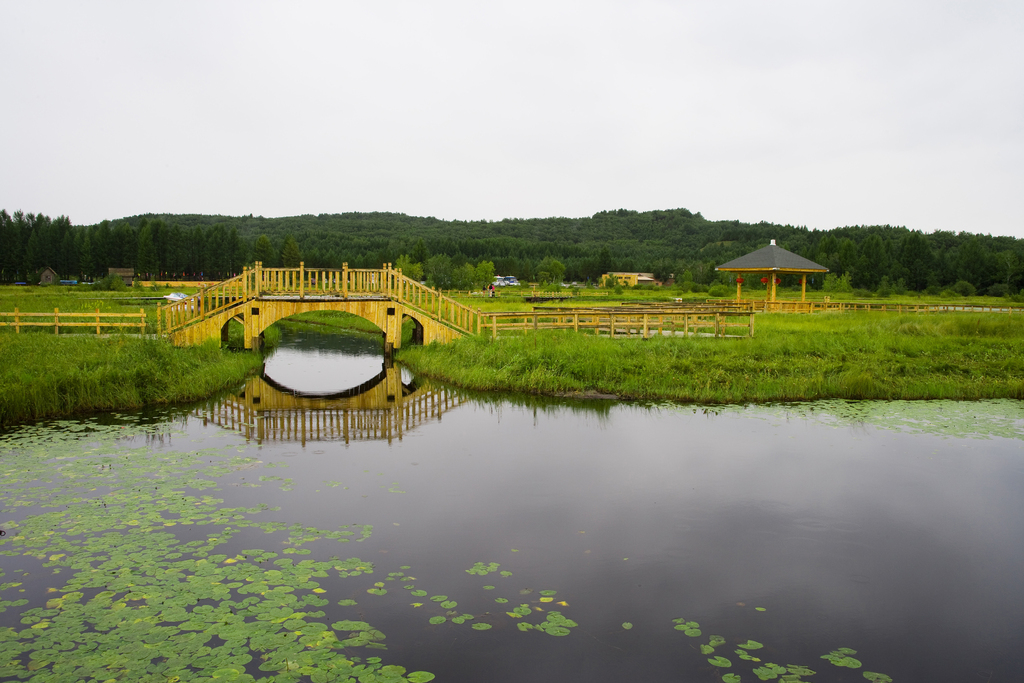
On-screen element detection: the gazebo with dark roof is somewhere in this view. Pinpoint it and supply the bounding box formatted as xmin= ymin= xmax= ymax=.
xmin=716 ymin=240 xmax=828 ymax=302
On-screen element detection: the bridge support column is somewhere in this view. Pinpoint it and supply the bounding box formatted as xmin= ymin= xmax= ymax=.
xmin=384 ymin=303 xmax=403 ymax=350
xmin=244 ymin=304 xmax=260 ymax=350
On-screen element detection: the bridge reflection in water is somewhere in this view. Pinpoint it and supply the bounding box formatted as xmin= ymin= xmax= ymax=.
xmin=196 ymin=364 xmax=463 ymax=445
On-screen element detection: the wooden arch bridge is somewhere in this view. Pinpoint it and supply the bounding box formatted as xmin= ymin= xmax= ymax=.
xmin=195 ymin=363 xmax=464 ymax=444
xmin=160 ymin=263 xmax=479 ymax=352
xmin=158 ymin=262 xmax=757 ymax=348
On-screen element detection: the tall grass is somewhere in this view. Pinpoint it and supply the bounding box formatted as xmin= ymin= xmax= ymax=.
xmin=0 ymin=334 xmax=263 ymax=426
xmin=397 ymin=312 xmax=1024 ymax=402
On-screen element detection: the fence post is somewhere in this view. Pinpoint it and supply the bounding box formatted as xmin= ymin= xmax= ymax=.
xmin=97 ymin=308 xmax=101 ymax=335
xmin=643 ymin=313 xmax=649 ymax=339
xmin=14 ymin=307 xmax=19 ymax=334
xmin=342 ymin=263 xmax=348 ymax=297
xmin=299 ymin=262 xmax=305 ymax=298
xmin=140 ymin=308 xmax=145 ymax=335
xmin=54 ymin=307 xmax=59 ymax=335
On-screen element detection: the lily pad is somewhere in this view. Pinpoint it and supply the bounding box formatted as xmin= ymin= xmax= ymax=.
xmin=622 ymin=622 xmax=633 ymax=630
xmin=429 ymin=595 xmax=448 ymax=602
xmin=428 ymin=616 xmax=446 ymax=625
xmin=863 ymin=673 xmax=893 ymax=683
xmin=739 ymin=640 xmax=764 ymax=650
xmin=407 ymin=673 xmax=436 ymax=683
xmin=708 ymin=656 xmax=732 ymax=668
xmin=722 ymin=675 xmax=741 ymax=683
xmin=471 ymin=623 xmax=492 ymax=630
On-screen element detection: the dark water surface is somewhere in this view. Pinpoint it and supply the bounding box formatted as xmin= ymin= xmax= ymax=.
xmin=2 ymin=328 xmax=1023 ymax=682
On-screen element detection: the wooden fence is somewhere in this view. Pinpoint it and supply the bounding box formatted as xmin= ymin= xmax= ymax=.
xmin=0 ymin=308 xmax=147 ymax=335
xmin=480 ymin=308 xmax=755 ymax=338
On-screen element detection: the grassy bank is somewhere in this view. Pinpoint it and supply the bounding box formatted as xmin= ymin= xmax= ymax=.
xmin=0 ymin=334 xmax=264 ymax=427
xmin=397 ymin=312 xmax=1024 ymax=402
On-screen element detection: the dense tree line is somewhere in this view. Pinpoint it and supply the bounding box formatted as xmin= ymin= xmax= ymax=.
xmin=1 ymin=208 xmax=1021 ymax=295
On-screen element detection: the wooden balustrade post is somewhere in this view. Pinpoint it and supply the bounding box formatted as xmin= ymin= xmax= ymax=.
xmin=14 ymin=307 xmax=19 ymax=333
xmin=97 ymin=308 xmax=102 ymax=335
xmin=342 ymin=263 xmax=348 ymax=297
xmin=140 ymin=308 xmax=146 ymax=335
xmin=299 ymin=262 xmax=305 ymax=298
xmin=643 ymin=313 xmax=649 ymax=339
xmin=54 ymin=307 xmax=59 ymax=335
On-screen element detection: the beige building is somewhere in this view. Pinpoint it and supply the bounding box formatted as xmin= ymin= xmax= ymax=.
xmin=601 ymin=272 xmax=658 ymax=287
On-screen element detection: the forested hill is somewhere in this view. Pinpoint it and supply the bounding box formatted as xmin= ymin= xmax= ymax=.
xmin=1 ymin=207 xmax=1021 ymax=295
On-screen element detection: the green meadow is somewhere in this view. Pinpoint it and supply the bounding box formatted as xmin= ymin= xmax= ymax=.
xmin=397 ymin=312 xmax=1024 ymax=402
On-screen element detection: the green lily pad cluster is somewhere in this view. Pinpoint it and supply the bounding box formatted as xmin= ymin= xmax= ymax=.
xmin=0 ymin=420 xmax=433 ymax=683
xmin=700 ymin=635 xmax=726 ymax=655
xmin=751 ymin=663 xmax=819 ymax=681
xmin=465 ymin=562 xmax=501 ymax=576
xmin=672 ymin=618 xmax=701 ymax=637
xmin=515 ymin=611 xmax=577 ymax=637
xmin=822 ymin=648 xmax=862 ymax=668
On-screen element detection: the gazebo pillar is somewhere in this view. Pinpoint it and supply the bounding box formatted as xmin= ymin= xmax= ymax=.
xmin=801 ymin=274 xmax=807 ymax=302
xmin=736 ymin=278 xmax=743 ymax=302
xmin=771 ymin=274 xmax=777 ymax=302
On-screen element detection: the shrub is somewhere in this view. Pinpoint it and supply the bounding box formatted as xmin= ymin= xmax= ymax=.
xmin=91 ymin=273 xmax=128 ymax=291
xmin=952 ymin=280 xmax=977 ymax=297
xmin=823 ymin=273 xmax=853 ymax=293
xmin=876 ymin=277 xmax=892 ymax=298
xmin=708 ymin=284 xmax=730 ymax=297
xmin=940 ymin=289 xmax=957 ymax=299
xmin=987 ymin=284 xmax=1009 ymax=298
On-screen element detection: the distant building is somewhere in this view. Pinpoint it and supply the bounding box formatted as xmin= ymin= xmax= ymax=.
xmin=108 ymin=268 xmax=135 ymax=286
xmin=39 ymin=267 xmax=58 ymax=285
xmin=601 ymin=272 xmax=659 ymax=287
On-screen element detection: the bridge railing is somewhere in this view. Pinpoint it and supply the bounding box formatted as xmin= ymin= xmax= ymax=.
xmin=160 ymin=272 xmax=249 ymax=335
xmin=160 ymin=263 xmax=484 ymax=339
xmin=391 ymin=270 xmax=483 ymax=336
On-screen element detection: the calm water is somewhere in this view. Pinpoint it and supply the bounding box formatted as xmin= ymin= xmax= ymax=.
xmin=2 ymin=328 xmax=1023 ymax=682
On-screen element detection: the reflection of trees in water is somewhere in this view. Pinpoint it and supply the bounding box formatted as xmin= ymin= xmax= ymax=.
xmin=196 ymin=366 xmax=466 ymax=444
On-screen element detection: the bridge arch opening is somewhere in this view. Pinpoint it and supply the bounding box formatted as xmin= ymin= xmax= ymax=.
xmin=403 ymin=314 xmax=425 ymax=345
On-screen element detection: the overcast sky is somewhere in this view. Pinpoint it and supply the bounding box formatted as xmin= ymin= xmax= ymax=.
xmin=1 ymin=1 xmax=1021 ymax=236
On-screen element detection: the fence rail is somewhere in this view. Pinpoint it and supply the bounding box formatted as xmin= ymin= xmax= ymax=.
xmin=481 ymin=308 xmax=755 ymax=338
xmin=0 ymin=308 xmax=146 ymax=335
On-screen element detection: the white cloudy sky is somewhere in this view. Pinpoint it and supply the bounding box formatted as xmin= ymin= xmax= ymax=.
xmin=1 ymin=1 xmax=1021 ymax=236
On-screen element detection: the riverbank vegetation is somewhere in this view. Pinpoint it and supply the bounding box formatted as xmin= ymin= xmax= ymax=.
xmin=0 ymin=335 xmax=264 ymax=427
xmin=397 ymin=312 xmax=1024 ymax=402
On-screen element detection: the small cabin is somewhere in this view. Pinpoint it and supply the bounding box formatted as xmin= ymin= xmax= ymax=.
xmin=108 ymin=267 xmax=135 ymax=286
xmin=601 ymin=272 xmax=658 ymax=287
xmin=39 ymin=267 xmax=58 ymax=285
